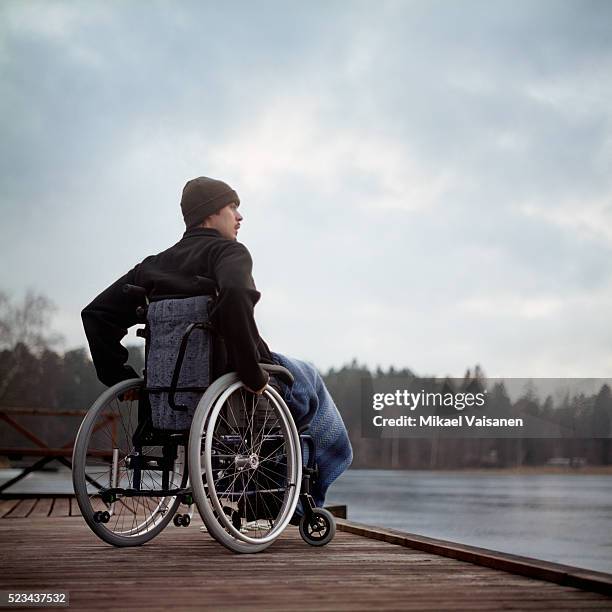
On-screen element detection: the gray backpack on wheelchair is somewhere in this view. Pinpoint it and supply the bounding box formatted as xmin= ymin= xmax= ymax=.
xmin=146 ymin=293 xmax=213 ymax=431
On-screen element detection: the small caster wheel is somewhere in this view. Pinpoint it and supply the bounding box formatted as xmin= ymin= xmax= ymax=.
xmin=299 ymin=508 xmax=336 ymax=547
xmin=182 ymin=514 xmax=191 ymax=527
xmin=173 ymin=513 xmax=183 ymax=527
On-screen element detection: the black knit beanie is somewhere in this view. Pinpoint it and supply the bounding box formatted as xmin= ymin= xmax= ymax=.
xmin=180 ymin=176 xmax=240 ymax=229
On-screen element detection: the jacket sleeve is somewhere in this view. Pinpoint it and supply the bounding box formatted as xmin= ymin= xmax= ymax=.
xmin=210 ymin=242 xmax=268 ymax=391
xmin=81 ymin=268 xmax=141 ymax=387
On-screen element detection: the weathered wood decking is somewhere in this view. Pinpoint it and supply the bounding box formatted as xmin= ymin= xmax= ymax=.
xmin=1 ymin=498 xmax=611 ymax=611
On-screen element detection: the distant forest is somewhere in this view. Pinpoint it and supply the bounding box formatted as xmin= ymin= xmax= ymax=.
xmin=327 ymin=362 xmax=612 ymax=468
xmin=1 ymin=291 xmax=611 ymax=469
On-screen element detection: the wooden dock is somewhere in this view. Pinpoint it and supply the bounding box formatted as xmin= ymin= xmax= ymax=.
xmin=1 ymin=498 xmax=611 ymax=611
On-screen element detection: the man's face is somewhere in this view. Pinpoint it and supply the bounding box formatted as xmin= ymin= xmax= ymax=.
xmin=205 ymin=202 xmax=243 ymax=240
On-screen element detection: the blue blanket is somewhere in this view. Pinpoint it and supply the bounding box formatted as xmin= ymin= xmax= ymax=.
xmin=271 ymin=352 xmax=353 ymax=507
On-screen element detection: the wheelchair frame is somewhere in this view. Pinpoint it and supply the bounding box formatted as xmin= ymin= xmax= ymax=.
xmin=72 ymin=284 xmax=335 ymax=553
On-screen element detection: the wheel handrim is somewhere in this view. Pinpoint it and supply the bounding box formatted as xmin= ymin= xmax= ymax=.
xmin=203 ymin=382 xmax=300 ymax=545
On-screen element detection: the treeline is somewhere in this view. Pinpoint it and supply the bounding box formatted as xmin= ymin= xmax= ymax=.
xmin=324 ymin=361 xmax=612 ymax=468
xmin=1 ymin=345 xmax=611 ymax=468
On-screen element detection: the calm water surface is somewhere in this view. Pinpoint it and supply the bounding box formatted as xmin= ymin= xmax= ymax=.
xmin=2 ymin=467 xmax=611 ymax=573
xmin=326 ymin=469 xmax=612 ymax=573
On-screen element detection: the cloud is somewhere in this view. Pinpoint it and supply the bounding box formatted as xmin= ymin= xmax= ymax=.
xmin=460 ymin=294 xmax=564 ymax=320
xmin=520 ymin=196 xmax=612 ymax=246
xmin=209 ymin=92 xmax=458 ymax=213
xmin=2 ymin=1 xmax=109 ymax=43
xmin=2 ymin=0 xmax=612 ymax=379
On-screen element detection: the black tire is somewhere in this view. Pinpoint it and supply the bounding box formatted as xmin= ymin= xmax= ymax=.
xmin=299 ymin=508 xmax=336 ymax=547
xmin=72 ymin=379 xmax=187 ymax=546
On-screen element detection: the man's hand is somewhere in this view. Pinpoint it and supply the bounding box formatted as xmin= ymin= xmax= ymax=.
xmin=244 ymin=372 xmax=270 ymax=395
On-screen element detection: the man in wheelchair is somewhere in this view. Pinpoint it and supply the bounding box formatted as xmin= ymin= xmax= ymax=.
xmin=76 ymin=176 xmax=352 ymax=553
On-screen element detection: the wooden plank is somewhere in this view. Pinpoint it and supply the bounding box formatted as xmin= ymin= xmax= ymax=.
xmin=0 ymin=519 xmax=610 ymax=611
xmin=0 ymin=492 xmax=74 ymax=500
xmin=0 ymin=498 xmax=20 ymax=517
xmin=0 ymin=501 xmax=610 ymax=609
xmin=4 ymin=498 xmax=37 ymax=518
xmin=29 ymin=497 xmax=54 ymax=517
xmin=337 ymin=519 xmax=612 ymax=596
xmin=49 ymin=497 xmax=70 ymax=517
xmin=69 ymin=497 xmax=82 ymax=516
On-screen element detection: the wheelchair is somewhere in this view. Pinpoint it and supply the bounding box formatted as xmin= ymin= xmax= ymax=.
xmin=72 ymin=283 xmax=335 ymax=553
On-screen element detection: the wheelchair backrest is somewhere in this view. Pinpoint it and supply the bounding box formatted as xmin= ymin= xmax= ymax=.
xmin=146 ymin=295 xmax=212 ymax=430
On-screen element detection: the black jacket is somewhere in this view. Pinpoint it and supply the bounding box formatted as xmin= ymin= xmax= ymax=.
xmin=81 ymin=228 xmax=271 ymax=390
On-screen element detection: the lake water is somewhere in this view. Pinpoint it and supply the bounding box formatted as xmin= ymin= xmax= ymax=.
xmin=326 ymin=469 xmax=612 ymax=574
xmin=2 ymin=467 xmax=611 ymax=573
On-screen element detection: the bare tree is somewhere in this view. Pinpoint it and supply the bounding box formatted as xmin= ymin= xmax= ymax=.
xmin=0 ymin=290 xmax=63 ymax=401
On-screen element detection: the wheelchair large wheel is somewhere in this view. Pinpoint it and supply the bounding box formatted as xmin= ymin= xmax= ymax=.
xmin=189 ymin=373 xmax=302 ymax=553
xmin=72 ymin=378 xmax=187 ymax=547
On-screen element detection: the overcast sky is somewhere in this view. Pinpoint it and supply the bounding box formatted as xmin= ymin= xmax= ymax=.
xmin=1 ymin=0 xmax=611 ymax=378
